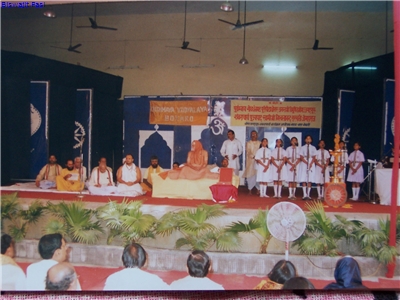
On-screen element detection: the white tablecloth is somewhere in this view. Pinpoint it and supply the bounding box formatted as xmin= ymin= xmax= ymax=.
xmin=374 ymin=168 xmax=400 ymax=206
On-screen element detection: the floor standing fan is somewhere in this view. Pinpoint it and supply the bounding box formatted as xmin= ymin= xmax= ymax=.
xmin=267 ymin=202 xmax=306 ymax=261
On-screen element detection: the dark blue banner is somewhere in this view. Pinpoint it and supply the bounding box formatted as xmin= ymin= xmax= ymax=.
xmin=30 ymin=81 xmax=49 ymax=179
xmin=337 ymin=90 xmax=355 ymax=147
xmin=383 ymin=79 xmax=395 ymax=156
xmin=73 ymin=89 xmax=92 ymax=172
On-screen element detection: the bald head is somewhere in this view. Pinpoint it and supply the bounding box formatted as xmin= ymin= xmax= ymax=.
xmin=45 ymin=262 xmax=78 ymax=291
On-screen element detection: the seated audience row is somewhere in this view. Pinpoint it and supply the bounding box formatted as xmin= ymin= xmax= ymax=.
xmin=1 ymin=233 xmax=369 ymax=291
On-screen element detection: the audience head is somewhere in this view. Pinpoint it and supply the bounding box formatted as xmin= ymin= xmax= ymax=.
xmin=227 ymin=130 xmax=235 ymax=140
xmin=1 ymin=234 xmax=15 ymax=257
xmin=283 ymin=277 xmax=315 ymax=290
xmin=173 ymin=162 xmax=180 ymax=169
xmin=38 ymin=233 xmax=68 ymax=262
xmin=45 ymin=262 xmax=78 ymax=291
xmin=122 ymin=243 xmax=147 ymax=269
xmin=187 ymin=250 xmax=211 ymax=278
xmin=221 ymin=158 xmax=229 ymax=168
xmin=49 ymin=155 xmax=57 ymax=165
xmin=268 ymin=260 xmax=297 ymax=285
xmin=125 ymin=154 xmax=134 ymax=165
xmin=250 ymin=130 xmax=258 ymax=141
xmin=150 ymin=155 xmax=159 ymax=168
xmin=66 ymin=159 xmax=74 ymax=171
xmin=332 ymin=257 xmax=364 ymax=289
xmin=74 ymin=157 xmax=82 ymax=168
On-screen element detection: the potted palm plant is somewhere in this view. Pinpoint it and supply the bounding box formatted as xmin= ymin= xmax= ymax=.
xmin=155 ymin=203 xmax=241 ymax=251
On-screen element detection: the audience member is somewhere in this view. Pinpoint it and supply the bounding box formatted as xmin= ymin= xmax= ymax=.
xmin=116 ymin=154 xmax=145 ymax=196
xmin=87 ymin=160 xmax=117 ymax=195
xmin=254 ymin=260 xmax=297 ymax=290
xmin=56 ymin=157 xmax=87 ymax=192
xmin=324 ymin=256 xmax=368 ymax=290
xmin=45 ymin=262 xmax=80 ymax=291
xmin=103 ymin=243 xmax=169 ymax=290
xmin=27 ymin=233 xmax=81 ymax=291
xmin=283 ymin=276 xmax=315 ymax=289
xmin=141 ymin=155 xmax=164 ymax=192
xmin=1 ymin=234 xmax=26 ymax=290
xmin=35 ymin=155 xmax=63 ymax=189
xmin=169 ymin=250 xmax=224 ymax=290
xmin=220 ymin=130 xmax=243 ymax=176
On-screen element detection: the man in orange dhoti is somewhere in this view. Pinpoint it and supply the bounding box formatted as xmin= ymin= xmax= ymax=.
xmin=141 ymin=155 xmax=164 ymax=192
xmin=56 ymin=158 xmax=87 ymax=192
xmin=168 ymin=140 xmax=218 ymax=180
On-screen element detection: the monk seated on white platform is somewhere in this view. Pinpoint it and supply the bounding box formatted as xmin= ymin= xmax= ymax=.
xmin=87 ymin=160 xmax=117 ymax=195
xmin=35 ymin=155 xmax=62 ymax=189
xmin=116 ymin=154 xmax=145 ymax=196
xmin=168 ymin=140 xmax=219 ymax=180
xmin=56 ymin=157 xmax=87 ymax=192
xmin=140 ymin=155 xmax=164 ymax=192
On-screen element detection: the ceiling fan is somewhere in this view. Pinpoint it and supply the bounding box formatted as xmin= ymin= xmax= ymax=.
xmin=166 ymin=1 xmax=200 ymax=52
xmin=50 ymin=5 xmax=82 ymax=54
xmin=297 ymin=2 xmax=333 ymax=50
xmin=76 ymin=3 xmax=117 ymax=31
xmin=218 ymin=1 xmax=263 ymax=30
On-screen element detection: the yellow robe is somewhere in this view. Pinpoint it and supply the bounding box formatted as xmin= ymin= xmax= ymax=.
xmin=56 ymin=168 xmax=84 ymax=191
xmin=141 ymin=165 xmax=163 ymax=192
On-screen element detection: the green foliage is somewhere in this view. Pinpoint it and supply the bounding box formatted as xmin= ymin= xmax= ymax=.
xmin=156 ymin=204 xmax=240 ymax=252
xmin=293 ymin=201 xmax=364 ymax=256
xmin=45 ymin=201 xmax=103 ymax=244
xmin=1 ymin=192 xmax=45 ymax=241
xmin=227 ymin=208 xmax=271 ymax=253
xmin=96 ymin=198 xmax=157 ymax=245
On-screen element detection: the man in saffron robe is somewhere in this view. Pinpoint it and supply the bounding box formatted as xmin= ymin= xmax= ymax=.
xmin=168 ymin=140 xmax=218 ymax=180
xmin=35 ymin=155 xmax=62 ymax=189
xmin=56 ymin=157 xmax=87 ymax=192
xmin=141 ymin=155 xmax=164 ymax=192
xmin=116 ymin=154 xmax=145 ymax=196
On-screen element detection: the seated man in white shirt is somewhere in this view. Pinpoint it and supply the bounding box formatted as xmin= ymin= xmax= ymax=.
xmin=103 ymin=243 xmax=169 ymax=290
xmin=45 ymin=262 xmax=80 ymax=291
xmin=87 ymin=160 xmax=117 ymax=195
xmin=35 ymin=155 xmax=62 ymax=189
xmin=1 ymin=234 xmax=26 ymax=291
xmin=26 ymin=233 xmax=81 ymax=291
xmin=169 ymin=250 xmax=224 ymax=290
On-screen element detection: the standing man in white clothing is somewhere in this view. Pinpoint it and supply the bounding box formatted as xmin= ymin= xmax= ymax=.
xmin=26 ymin=233 xmax=81 ymax=291
xmin=169 ymin=250 xmax=224 ymax=290
xmin=220 ymin=130 xmax=243 ymax=176
xmin=116 ymin=154 xmax=145 ymax=196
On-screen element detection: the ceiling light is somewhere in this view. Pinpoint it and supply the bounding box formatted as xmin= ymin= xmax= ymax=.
xmin=262 ymin=65 xmax=297 ymax=70
xmin=220 ymin=1 xmax=233 ymax=12
xmin=239 ymin=57 xmax=249 ymax=65
xmin=43 ymin=8 xmax=56 ymax=18
xmin=348 ymin=66 xmax=377 ymax=70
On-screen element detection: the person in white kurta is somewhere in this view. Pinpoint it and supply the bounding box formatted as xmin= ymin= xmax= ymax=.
xmin=242 ymin=130 xmax=261 ymax=194
xmin=220 ymin=130 xmax=243 ymax=176
xmin=347 ymin=142 xmax=365 ymax=200
xmin=286 ymin=137 xmax=300 ymax=199
xmin=169 ymin=250 xmax=224 ymax=290
xmin=26 ymin=234 xmax=81 ymax=291
xmin=270 ymin=139 xmax=287 ymax=198
xmin=35 ymin=155 xmax=62 ymax=189
xmin=331 ymin=140 xmax=349 ymax=182
xmin=116 ymin=154 xmax=145 ymax=196
xmin=103 ymin=243 xmax=169 ymax=291
xmin=314 ymin=140 xmax=331 ymax=200
xmin=255 ymin=138 xmax=272 ymax=198
xmin=299 ymin=135 xmax=317 ymax=200
xmin=87 ymin=163 xmax=117 ymax=195
xmin=1 ymin=234 xmax=26 ymax=291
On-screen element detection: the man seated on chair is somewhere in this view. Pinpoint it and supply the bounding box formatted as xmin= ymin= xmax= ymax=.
xmin=35 ymin=155 xmax=62 ymax=189
xmin=116 ymin=154 xmax=145 ymax=196
xmin=1 ymin=234 xmax=26 ymax=290
xmin=56 ymin=157 xmax=87 ymax=192
xmin=87 ymin=160 xmax=117 ymax=195
xmin=141 ymin=155 xmax=164 ymax=192
xmin=169 ymin=250 xmax=224 ymax=290
xmin=45 ymin=262 xmax=80 ymax=291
